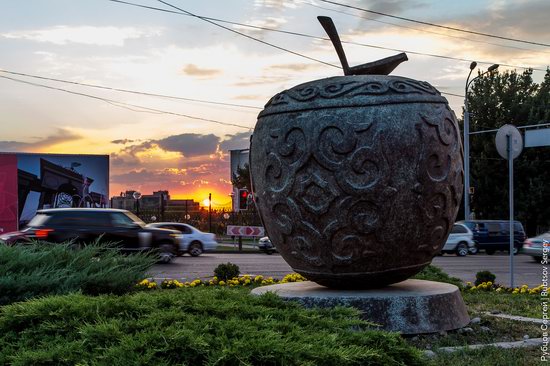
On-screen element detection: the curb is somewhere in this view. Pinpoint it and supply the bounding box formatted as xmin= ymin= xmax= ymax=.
xmin=483 ymin=312 xmax=544 ymax=324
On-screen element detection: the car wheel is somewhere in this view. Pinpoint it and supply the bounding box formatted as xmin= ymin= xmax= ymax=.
xmin=158 ymin=243 xmax=175 ymax=264
xmin=468 ymin=244 xmax=478 ymax=255
xmin=189 ymin=241 xmax=203 ymax=257
xmin=456 ymin=242 xmax=469 ymax=256
xmin=485 ymin=249 xmax=495 ymax=255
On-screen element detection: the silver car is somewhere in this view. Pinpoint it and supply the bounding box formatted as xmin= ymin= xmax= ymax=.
xmin=146 ymin=222 xmax=218 ymax=256
xmin=441 ymin=223 xmax=476 ymax=256
xmin=521 ymin=232 xmax=550 ymax=262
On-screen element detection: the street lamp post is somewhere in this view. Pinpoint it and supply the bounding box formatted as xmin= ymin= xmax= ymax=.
xmin=208 ymin=193 xmax=212 ymax=233
xmin=463 ymin=62 xmax=499 ymax=220
xmin=132 ymin=191 xmax=142 ymax=217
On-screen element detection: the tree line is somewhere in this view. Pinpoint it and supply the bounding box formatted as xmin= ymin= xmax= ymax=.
xmin=463 ymin=68 xmax=550 ymax=236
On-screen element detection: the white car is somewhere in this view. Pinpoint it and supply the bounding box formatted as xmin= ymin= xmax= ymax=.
xmin=441 ymin=223 xmax=476 ymax=256
xmin=146 ymin=222 xmax=218 ymax=256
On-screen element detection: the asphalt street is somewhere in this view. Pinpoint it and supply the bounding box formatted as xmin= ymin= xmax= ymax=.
xmin=150 ymin=252 xmax=544 ymax=287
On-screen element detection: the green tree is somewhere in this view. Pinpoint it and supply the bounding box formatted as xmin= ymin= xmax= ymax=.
xmin=231 ymin=163 xmax=251 ymax=190
xmin=465 ymin=68 xmax=550 ymax=235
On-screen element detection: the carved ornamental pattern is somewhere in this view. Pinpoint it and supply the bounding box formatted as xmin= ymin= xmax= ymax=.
xmin=250 ymin=76 xmax=463 ymax=288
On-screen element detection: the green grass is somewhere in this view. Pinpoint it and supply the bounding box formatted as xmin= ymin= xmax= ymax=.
xmin=429 ymin=346 xmax=542 ymax=366
xmin=0 ymin=287 xmax=426 ymax=366
xmin=413 ymin=265 xmax=464 ymax=288
xmin=462 ymin=291 xmax=541 ymax=318
xmin=0 ymin=240 xmax=156 ymax=305
xmin=214 ymin=245 xmax=259 ymax=252
xmin=406 ymin=315 xmax=540 ymax=350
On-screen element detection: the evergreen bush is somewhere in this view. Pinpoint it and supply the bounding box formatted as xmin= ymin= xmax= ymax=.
xmin=475 ymin=270 xmax=496 ymax=286
xmin=0 ymin=288 xmax=426 ymax=365
xmin=0 ymin=240 xmax=155 ymax=305
xmin=213 ymin=262 xmax=240 ymax=281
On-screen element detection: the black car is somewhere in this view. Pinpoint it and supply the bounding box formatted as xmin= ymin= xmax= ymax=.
xmin=0 ymin=208 xmax=180 ymax=263
xmin=459 ymin=220 xmax=526 ymax=255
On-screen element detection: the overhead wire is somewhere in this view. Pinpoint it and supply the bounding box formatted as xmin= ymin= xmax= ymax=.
xmin=108 ymin=0 xmax=547 ymax=72
xmin=0 ymin=75 xmax=253 ymax=130
xmin=154 ymin=0 xmax=341 ymax=70
xmin=302 ymin=1 xmax=550 ymax=54
xmin=0 ymin=69 xmax=263 ymax=110
xmin=318 ymin=0 xmax=550 ymax=48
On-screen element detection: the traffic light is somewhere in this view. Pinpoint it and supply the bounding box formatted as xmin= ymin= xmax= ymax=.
xmin=239 ymin=189 xmax=249 ymax=210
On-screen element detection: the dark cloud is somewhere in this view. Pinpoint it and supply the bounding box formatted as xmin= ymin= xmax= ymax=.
xmin=367 ymin=0 xmax=424 ymax=15
xmin=120 ymin=141 xmax=154 ymax=155
xmin=220 ymin=132 xmax=252 ymax=151
xmin=0 ymin=128 xmax=81 ymax=152
xmin=111 ymin=139 xmax=136 ymax=144
xmin=182 ymin=64 xmax=222 ymax=77
xmin=156 ymin=133 xmax=220 ymax=157
xmin=463 ymin=1 xmax=550 ymax=41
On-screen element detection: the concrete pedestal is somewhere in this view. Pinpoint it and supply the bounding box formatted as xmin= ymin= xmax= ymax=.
xmin=251 ymin=279 xmax=469 ymax=334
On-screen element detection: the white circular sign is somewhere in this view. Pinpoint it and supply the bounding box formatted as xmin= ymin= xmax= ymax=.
xmin=495 ymin=125 xmax=523 ymax=160
xmin=132 ymin=191 xmax=142 ymax=200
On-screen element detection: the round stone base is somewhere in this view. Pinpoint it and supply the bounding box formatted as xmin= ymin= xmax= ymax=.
xmin=251 ymin=279 xmax=469 ymax=334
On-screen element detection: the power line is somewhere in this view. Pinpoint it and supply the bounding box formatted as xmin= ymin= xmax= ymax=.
xmin=109 ymin=0 xmax=340 ymax=68
xmin=303 ymin=1 xmax=550 ymax=55
xmin=0 ymin=75 xmax=252 ymax=130
xmin=319 ymin=0 xmax=550 ymax=48
xmin=108 ymin=0 xmax=546 ymax=72
xmin=0 ymin=69 xmax=263 ymax=110
xmin=156 ymin=0 xmax=341 ymax=70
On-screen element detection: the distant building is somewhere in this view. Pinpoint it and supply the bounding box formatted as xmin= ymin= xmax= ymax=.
xmin=110 ymin=190 xmax=199 ymax=218
xmin=165 ymin=199 xmax=200 ymax=213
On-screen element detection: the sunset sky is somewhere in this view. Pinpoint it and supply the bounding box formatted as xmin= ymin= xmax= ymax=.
xmin=1 ymin=0 xmax=548 ymax=207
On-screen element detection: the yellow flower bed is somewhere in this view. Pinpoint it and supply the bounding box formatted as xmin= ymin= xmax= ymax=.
xmin=465 ymin=281 xmax=544 ymax=295
xmin=135 ymin=279 xmax=157 ymax=290
xmin=136 ymin=273 xmax=307 ymax=291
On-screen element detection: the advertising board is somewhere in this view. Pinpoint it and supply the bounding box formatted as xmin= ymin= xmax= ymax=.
xmin=0 ymin=153 xmax=109 ymax=231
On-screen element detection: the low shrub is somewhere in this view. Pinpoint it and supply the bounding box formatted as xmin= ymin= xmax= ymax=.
xmin=213 ymin=262 xmax=240 ymax=281
xmin=0 ymin=240 xmax=156 ymax=305
xmin=0 ymin=288 xmax=426 ymax=365
xmin=412 ymin=265 xmax=464 ymax=288
xmin=475 ymin=270 xmax=496 ymax=286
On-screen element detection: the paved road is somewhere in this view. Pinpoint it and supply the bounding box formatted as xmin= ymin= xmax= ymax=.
xmin=150 ymin=252 xmax=544 ymax=287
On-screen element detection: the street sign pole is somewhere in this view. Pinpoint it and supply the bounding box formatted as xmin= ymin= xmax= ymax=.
xmin=496 ymin=125 xmax=522 ymax=289
xmin=507 ymin=133 xmax=514 ymax=289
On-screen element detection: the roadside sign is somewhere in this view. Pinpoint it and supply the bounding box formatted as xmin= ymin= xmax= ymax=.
xmin=525 ymin=128 xmax=550 ymax=148
xmin=495 ymin=124 xmax=523 ymax=289
xmin=495 ymin=124 xmax=523 ymax=160
xmin=226 ymin=225 xmax=264 ymax=237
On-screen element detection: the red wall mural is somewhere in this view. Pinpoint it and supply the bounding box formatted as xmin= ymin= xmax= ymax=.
xmin=0 ymin=154 xmax=18 ymax=233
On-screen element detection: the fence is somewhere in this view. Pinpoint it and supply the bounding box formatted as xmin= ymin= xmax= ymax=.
xmin=131 ymin=207 xmax=263 ymax=236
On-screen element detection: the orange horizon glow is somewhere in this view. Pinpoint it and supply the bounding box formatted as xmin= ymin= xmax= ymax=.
xmin=110 ymin=184 xmax=234 ymax=209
